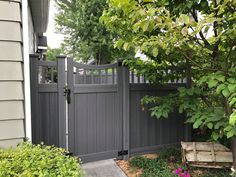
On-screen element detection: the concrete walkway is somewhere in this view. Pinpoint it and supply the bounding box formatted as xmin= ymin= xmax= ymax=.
xmin=82 ymin=159 xmax=127 ymax=177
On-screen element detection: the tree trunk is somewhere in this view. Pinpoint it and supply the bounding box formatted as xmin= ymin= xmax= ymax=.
xmin=231 ymin=137 xmax=236 ymax=169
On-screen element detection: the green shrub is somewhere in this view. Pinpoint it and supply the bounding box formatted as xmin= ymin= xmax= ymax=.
xmin=0 ymin=142 xmax=83 ymax=177
xmin=129 ymin=148 xmax=231 ymax=177
xmin=129 ymin=156 xmax=175 ymax=177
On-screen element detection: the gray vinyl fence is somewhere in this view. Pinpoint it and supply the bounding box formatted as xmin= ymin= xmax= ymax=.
xmin=30 ymin=55 xmax=191 ymax=163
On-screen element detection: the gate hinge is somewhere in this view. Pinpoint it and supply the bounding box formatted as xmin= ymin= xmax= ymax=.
xmin=118 ymin=150 xmax=128 ymax=156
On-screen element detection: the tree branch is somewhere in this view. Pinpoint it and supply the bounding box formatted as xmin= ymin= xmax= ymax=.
xmin=177 ymin=48 xmax=225 ymax=72
xmin=191 ymin=9 xmax=210 ymax=47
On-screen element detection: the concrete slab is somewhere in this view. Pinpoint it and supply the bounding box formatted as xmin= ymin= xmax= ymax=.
xmin=82 ymin=159 xmax=127 ymax=177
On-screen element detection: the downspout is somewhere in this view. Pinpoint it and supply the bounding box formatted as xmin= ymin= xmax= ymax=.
xmin=22 ymin=0 xmax=32 ymax=141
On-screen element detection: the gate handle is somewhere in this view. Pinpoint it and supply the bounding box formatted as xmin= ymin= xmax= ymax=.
xmin=64 ymin=87 xmax=71 ymax=104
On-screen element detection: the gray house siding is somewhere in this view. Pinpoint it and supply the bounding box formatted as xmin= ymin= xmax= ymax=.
xmin=0 ymin=0 xmax=25 ymax=148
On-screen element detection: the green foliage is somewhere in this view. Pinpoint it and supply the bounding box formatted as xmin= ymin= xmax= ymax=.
xmin=129 ymin=148 xmax=230 ymax=177
xmin=55 ymin=0 xmax=134 ymax=63
xmin=46 ymin=47 xmax=63 ymax=61
xmin=129 ymin=156 xmax=174 ymax=177
xmin=101 ymin=0 xmax=236 ymax=140
xmin=0 ymin=142 xmax=82 ymax=177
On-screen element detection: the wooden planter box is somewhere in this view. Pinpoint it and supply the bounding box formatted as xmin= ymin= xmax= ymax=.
xmin=181 ymin=142 xmax=233 ymax=168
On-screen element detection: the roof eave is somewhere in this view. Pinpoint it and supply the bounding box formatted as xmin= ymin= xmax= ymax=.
xmin=29 ymin=0 xmax=49 ymax=33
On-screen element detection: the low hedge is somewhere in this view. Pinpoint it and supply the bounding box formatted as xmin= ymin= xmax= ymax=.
xmin=0 ymin=142 xmax=83 ymax=177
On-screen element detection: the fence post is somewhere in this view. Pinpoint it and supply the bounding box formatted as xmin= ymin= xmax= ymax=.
xmin=57 ymin=56 xmax=67 ymax=149
xmin=30 ymin=54 xmax=39 ymax=144
xmin=67 ymin=58 xmax=75 ymax=154
xmin=117 ymin=60 xmax=130 ymax=160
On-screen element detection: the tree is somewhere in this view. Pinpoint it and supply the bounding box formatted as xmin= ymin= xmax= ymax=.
xmin=55 ymin=0 xmax=134 ymax=64
xmin=101 ymin=0 xmax=236 ymax=167
xmin=46 ymin=47 xmax=64 ymax=61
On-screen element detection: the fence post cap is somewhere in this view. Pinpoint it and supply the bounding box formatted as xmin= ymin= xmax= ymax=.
xmin=29 ymin=54 xmax=39 ymax=58
xmin=56 ymin=55 xmax=67 ymax=59
xmin=117 ymin=59 xmax=124 ymax=66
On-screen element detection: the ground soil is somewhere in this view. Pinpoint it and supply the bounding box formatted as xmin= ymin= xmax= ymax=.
xmin=116 ymin=154 xmax=158 ymax=177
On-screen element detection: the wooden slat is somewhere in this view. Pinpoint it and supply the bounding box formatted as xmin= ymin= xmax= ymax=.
xmin=181 ymin=142 xmax=230 ymax=152
xmin=181 ymin=141 xmax=233 ymax=168
xmin=185 ymin=151 xmax=233 ymax=163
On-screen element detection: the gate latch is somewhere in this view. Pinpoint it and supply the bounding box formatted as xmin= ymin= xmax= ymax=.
xmin=118 ymin=150 xmax=128 ymax=156
xmin=64 ymin=86 xmax=71 ymax=104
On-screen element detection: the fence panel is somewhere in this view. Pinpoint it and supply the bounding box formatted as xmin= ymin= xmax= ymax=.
xmin=129 ymin=84 xmax=189 ymax=155
xmin=30 ymin=55 xmax=66 ymax=148
xmin=30 ymin=56 xmax=191 ymax=162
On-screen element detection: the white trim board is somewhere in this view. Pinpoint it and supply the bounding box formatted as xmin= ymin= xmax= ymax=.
xmin=22 ymin=0 xmax=32 ymax=141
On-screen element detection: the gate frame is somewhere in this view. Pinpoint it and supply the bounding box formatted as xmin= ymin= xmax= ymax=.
xmin=67 ymin=58 xmax=130 ymax=160
xmin=30 ymin=54 xmax=67 ymax=149
xmin=117 ymin=60 xmax=130 ymax=160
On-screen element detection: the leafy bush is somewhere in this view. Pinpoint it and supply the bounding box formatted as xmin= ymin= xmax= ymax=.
xmin=129 ymin=148 xmax=231 ymax=177
xmin=129 ymin=156 xmax=175 ymax=177
xmin=0 ymin=142 xmax=82 ymax=177
xmin=158 ymin=147 xmax=181 ymax=161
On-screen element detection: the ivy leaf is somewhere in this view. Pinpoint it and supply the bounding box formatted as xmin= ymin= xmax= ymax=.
xmin=229 ymin=98 xmax=236 ymax=107
xmin=216 ymin=75 xmax=225 ymax=82
xmin=208 ymin=80 xmax=218 ymax=88
xmin=193 ymin=119 xmax=202 ymax=129
xmin=227 ymin=130 xmax=235 ymax=138
xmin=216 ymin=84 xmax=226 ymax=94
xmin=228 ymin=84 xmax=236 ymax=92
xmin=214 ymin=122 xmax=224 ymax=129
xmin=222 ymin=88 xmax=230 ymax=97
xmin=224 ymin=125 xmax=232 ymax=132
xmin=207 ymin=122 xmax=213 ymax=129
xmin=163 ymin=111 xmax=168 ymax=118
xmin=212 ymin=132 xmax=219 ymax=140
xmin=229 ymin=111 xmax=236 ymax=125
xmin=229 ymin=93 xmax=236 ymax=101
xmin=227 ymin=78 xmax=236 ymax=84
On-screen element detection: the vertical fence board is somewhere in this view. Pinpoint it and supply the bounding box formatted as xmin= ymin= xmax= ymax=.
xmin=87 ymin=93 xmax=97 ymax=154
xmin=57 ymin=56 xmax=66 ymax=148
xmin=67 ymin=58 xmax=75 ymax=154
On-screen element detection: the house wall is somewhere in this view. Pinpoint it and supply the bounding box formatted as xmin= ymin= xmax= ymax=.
xmin=0 ymin=0 xmax=25 ymax=148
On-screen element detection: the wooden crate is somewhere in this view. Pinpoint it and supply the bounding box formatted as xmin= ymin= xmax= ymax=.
xmin=181 ymin=142 xmax=233 ymax=168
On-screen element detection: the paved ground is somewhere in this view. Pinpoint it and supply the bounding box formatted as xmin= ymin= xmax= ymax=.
xmin=82 ymin=159 xmax=127 ymax=177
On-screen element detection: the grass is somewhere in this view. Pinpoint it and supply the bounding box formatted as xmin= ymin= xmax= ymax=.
xmin=129 ymin=148 xmax=231 ymax=177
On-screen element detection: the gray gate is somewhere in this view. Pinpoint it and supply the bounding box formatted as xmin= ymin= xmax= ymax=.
xmin=30 ymin=55 xmax=191 ymax=163
xmin=67 ymin=59 xmax=129 ymax=162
